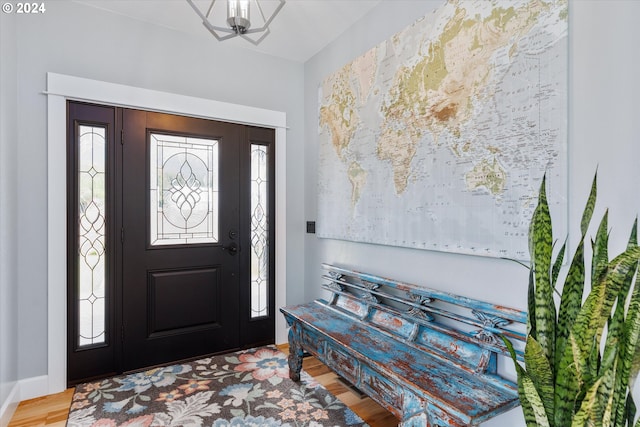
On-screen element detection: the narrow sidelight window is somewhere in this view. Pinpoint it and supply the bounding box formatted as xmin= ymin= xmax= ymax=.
xmin=77 ymin=125 xmax=107 ymax=347
xmin=250 ymin=144 xmax=269 ymax=318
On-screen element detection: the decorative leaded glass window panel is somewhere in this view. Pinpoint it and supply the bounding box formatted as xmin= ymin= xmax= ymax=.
xmin=78 ymin=125 xmax=107 ymax=347
xmin=251 ymin=144 xmax=269 ymax=318
xmin=150 ymin=133 xmax=219 ymax=246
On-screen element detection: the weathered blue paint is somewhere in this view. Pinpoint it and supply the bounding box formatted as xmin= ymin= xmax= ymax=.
xmin=280 ymin=264 xmax=527 ymax=426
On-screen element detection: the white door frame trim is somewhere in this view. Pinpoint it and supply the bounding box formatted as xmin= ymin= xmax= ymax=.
xmin=46 ymin=72 xmax=287 ymax=394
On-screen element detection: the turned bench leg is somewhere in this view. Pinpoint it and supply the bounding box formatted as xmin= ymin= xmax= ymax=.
xmin=287 ymin=324 xmax=304 ymax=382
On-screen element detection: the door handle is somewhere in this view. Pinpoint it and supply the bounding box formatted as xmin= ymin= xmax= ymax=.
xmin=222 ymin=242 xmax=238 ymax=255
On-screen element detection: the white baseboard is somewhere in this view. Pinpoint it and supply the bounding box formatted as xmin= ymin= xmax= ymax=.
xmin=0 ymin=375 xmax=50 ymax=427
xmin=0 ymin=383 xmax=19 ymax=427
xmin=17 ymin=375 xmax=49 ymax=402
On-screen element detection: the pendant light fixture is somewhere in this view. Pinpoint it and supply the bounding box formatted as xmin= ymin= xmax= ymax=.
xmin=187 ymin=0 xmax=286 ymax=46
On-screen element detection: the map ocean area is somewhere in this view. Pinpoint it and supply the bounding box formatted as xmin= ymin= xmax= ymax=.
xmin=317 ymin=0 xmax=567 ymax=260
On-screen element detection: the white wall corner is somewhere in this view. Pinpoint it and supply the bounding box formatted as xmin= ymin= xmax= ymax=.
xmin=0 ymin=375 xmax=49 ymax=427
xmin=0 ymin=383 xmax=19 ymax=427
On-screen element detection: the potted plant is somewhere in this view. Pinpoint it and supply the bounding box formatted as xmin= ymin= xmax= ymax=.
xmin=504 ymin=173 xmax=640 ymax=426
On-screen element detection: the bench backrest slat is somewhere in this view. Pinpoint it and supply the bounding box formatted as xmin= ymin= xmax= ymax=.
xmin=321 ymin=264 xmax=527 ymax=371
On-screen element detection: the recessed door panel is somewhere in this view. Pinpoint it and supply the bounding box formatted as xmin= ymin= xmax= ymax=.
xmin=148 ymin=267 xmax=222 ymax=335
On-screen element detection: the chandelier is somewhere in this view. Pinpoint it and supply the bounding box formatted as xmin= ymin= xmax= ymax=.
xmin=187 ymin=0 xmax=286 ymax=46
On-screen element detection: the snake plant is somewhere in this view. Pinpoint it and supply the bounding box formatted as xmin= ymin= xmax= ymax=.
xmin=504 ymin=173 xmax=640 ymax=427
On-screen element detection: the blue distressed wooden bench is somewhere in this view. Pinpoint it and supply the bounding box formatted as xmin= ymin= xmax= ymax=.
xmin=280 ymin=264 xmax=527 ymax=426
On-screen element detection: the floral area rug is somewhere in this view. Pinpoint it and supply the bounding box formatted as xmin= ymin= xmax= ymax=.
xmin=66 ymin=345 xmax=368 ymax=427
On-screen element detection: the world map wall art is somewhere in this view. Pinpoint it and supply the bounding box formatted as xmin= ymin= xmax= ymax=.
xmin=317 ymin=0 xmax=568 ymax=260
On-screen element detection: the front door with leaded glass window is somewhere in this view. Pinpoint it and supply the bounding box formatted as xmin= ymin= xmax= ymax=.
xmin=121 ymin=108 xmax=246 ymax=372
xmin=67 ymin=102 xmax=275 ymax=385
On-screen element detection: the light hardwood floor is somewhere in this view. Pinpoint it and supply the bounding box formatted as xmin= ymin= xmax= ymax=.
xmin=8 ymin=349 xmax=398 ymax=426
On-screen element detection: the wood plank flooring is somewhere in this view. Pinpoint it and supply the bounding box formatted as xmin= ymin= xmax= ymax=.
xmin=299 ymin=353 xmax=398 ymax=426
xmin=7 ymin=388 xmax=74 ymax=427
xmin=8 ymin=349 xmax=398 ymax=426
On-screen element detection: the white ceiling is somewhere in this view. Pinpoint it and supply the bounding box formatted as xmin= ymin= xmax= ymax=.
xmin=72 ymin=0 xmax=383 ymax=63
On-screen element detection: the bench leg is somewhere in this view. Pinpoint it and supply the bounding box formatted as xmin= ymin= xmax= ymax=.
xmin=287 ymin=325 xmax=304 ymax=382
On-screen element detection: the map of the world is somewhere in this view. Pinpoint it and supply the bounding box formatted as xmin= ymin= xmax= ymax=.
xmin=317 ymin=0 xmax=568 ymax=260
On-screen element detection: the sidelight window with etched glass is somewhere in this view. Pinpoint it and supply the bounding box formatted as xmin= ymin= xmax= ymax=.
xmin=251 ymin=144 xmax=269 ymax=318
xmin=77 ymin=125 xmax=107 ymax=347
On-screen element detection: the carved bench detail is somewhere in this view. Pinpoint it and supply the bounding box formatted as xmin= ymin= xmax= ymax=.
xmin=280 ymin=264 xmax=526 ymax=426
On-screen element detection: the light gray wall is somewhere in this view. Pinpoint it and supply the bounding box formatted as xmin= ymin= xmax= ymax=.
xmin=0 ymin=6 xmax=19 ymax=417
xmin=8 ymin=0 xmax=305 ymax=380
xmin=304 ymin=1 xmax=640 ymax=425
xmin=3 ymin=0 xmax=640 ymax=424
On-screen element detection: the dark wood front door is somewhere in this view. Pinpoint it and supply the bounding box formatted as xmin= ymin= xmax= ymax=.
xmin=120 ymin=109 xmax=242 ymax=372
xmin=67 ymin=102 xmax=276 ymax=385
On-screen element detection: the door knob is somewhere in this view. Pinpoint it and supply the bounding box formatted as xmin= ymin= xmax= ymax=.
xmin=222 ymin=242 xmax=238 ymax=255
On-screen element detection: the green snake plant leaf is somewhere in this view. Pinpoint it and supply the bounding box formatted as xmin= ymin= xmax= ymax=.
xmin=628 ymin=280 xmax=640 ymax=395
xmin=503 ymin=336 xmax=551 ymax=427
xmin=598 ymin=354 xmax=619 ymax=427
xmin=572 ymin=247 xmax=640 ymax=368
xmin=603 ymin=380 xmax=616 ymax=427
xmin=615 ymin=219 xmax=639 ymax=320
xmin=514 ymin=174 xmax=640 ymax=427
xmin=556 ymin=240 xmax=586 ymax=370
xmin=629 ymin=218 xmax=638 ymax=249
xmin=612 ymin=220 xmax=640 ymax=425
xmin=586 ymin=336 xmax=602 ymax=402
xmin=555 ymin=172 xmax=595 ymax=372
xmin=603 ymin=298 xmax=623 ymax=374
xmin=580 ymin=172 xmax=598 ymax=238
xmin=605 ymin=292 xmax=625 ymax=426
xmin=582 ymin=247 xmax=640 ymax=410
xmin=552 ymin=239 xmax=567 ymax=290
xmin=615 ymin=269 xmax=640 ymax=425
xmin=530 ymin=174 xmax=556 ymax=370
xmin=571 ymin=377 xmax=604 ymax=427
xmin=555 ymin=332 xmax=584 ymax=427
xmin=627 ymin=394 xmax=637 ymax=427
xmin=528 ymin=267 xmax=537 ymax=338
xmin=522 ymin=374 xmax=553 ymax=427
xmin=524 ymin=335 xmax=555 ymax=420
xmin=592 ymin=211 xmax=610 ymax=287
